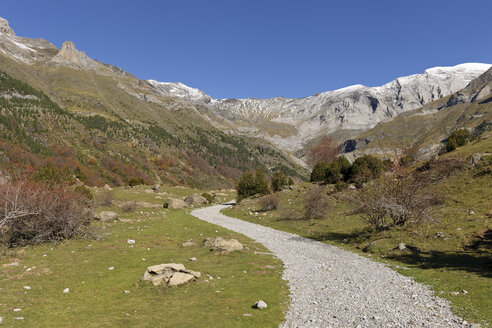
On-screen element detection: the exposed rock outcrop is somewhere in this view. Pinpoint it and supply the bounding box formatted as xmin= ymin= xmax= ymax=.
xmin=142 ymin=263 xmax=200 ymax=287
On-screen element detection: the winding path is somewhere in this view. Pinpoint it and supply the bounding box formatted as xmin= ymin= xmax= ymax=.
xmin=191 ymin=204 xmax=472 ymax=328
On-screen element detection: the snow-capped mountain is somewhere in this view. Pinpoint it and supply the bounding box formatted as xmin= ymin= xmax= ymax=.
xmin=149 ymin=63 xmax=491 ymax=152
xmin=0 ymin=16 xmax=490 ymax=158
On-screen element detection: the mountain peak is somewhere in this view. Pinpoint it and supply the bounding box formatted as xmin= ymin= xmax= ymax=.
xmin=50 ymin=41 xmax=98 ymax=70
xmin=0 ymin=17 xmax=15 ymax=36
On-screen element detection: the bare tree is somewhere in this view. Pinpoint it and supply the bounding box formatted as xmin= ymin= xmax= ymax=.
xmin=307 ymin=136 xmax=340 ymax=166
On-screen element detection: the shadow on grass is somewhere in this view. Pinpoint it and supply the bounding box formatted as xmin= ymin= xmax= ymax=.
xmin=387 ymin=251 xmax=492 ymax=278
xmin=311 ymin=228 xmax=373 ymax=243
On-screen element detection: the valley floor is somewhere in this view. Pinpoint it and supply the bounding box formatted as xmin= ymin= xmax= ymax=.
xmin=192 ymin=205 xmax=471 ymax=328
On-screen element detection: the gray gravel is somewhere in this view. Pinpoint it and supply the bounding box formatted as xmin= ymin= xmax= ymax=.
xmin=191 ymin=204 xmax=474 ymax=328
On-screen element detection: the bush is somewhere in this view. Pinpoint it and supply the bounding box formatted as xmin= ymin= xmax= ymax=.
xmin=288 ymin=177 xmax=294 ymax=186
xmin=259 ymin=194 xmax=280 ymax=211
xmin=0 ymin=179 xmax=93 ymax=248
xmin=255 ymin=168 xmax=270 ymax=195
xmin=236 ymin=169 xmax=271 ymax=202
xmin=271 ymin=171 xmax=288 ymax=192
xmin=446 ymin=129 xmax=471 ymax=152
xmin=304 ymin=185 xmax=329 ymax=220
xmin=236 ymin=172 xmax=257 ymax=201
xmin=347 ymin=155 xmax=384 ymax=186
xmin=163 ymin=201 xmax=169 ymax=209
xmin=348 ymin=166 xmax=441 ymax=230
xmin=32 ymin=163 xmax=74 ymax=186
xmin=310 ymin=161 xmax=329 ymax=182
xmin=121 ymin=201 xmax=137 ymax=213
xmin=201 ymin=192 xmax=213 ymax=204
xmin=96 ymin=190 xmax=114 ymax=207
xmin=74 ymin=185 xmax=93 ymax=201
xmin=128 ymin=177 xmax=145 ymax=187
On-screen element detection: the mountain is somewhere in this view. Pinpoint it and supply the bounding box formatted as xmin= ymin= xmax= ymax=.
xmin=149 ymin=63 xmax=490 ymax=155
xmin=0 ymin=17 xmax=304 ymax=188
xmin=343 ymin=66 xmax=492 ymax=159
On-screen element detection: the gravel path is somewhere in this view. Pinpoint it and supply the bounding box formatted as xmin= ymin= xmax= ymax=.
xmin=191 ymin=204 xmax=474 ymax=328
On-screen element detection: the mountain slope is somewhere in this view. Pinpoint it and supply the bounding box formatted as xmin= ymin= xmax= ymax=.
xmin=343 ymin=66 xmax=492 ymax=159
xmin=149 ymin=63 xmax=490 ymax=153
xmin=0 ymin=18 xmax=304 ymax=187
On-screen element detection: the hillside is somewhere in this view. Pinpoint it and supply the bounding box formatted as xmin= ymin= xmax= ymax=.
xmin=344 ymin=66 xmax=492 ymax=160
xmin=224 ymin=133 xmax=492 ymax=325
xmin=0 ymin=18 xmax=304 ymax=187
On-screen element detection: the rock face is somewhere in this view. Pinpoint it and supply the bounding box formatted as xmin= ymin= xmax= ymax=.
xmin=142 ymin=263 xmax=200 ymax=287
xmin=94 ymin=211 xmax=118 ymax=222
xmin=203 ymin=237 xmax=243 ymax=252
xmin=50 ymin=41 xmax=99 ymax=70
xmin=184 ymin=194 xmax=208 ymax=206
xmin=167 ymin=198 xmax=187 ymax=209
xmin=149 ymin=63 xmax=491 ymax=154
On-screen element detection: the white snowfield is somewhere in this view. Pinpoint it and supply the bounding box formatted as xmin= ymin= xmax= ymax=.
xmin=192 ymin=204 xmax=474 ymax=328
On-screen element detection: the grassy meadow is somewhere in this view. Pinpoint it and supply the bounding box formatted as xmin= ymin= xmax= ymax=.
xmin=0 ymin=186 xmax=288 ymax=327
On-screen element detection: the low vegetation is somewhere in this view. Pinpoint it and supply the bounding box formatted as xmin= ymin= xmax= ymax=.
xmin=0 ymin=186 xmax=289 ymax=327
xmin=225 ymin=133 xmax=492 ymax=326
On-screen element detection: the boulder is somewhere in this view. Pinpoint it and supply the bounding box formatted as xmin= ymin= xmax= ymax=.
xmin=184 ymin=194 xmax=208 ymax=206
xmin=168 ymin=272 xmax=195 ymax=286
xmin=151 ymin=184 xmax=160 ymax=192
xmin=182 ymin=239 xmax=197 ymax=247
xmin=167 ymin=198 xmax=187 ymax=209
xmin=94 ymin=211 xmax=118 ymax=222
xmin=142 ymin=263 xmax=200 ymax=287
xmin=204 ymin=237 xmax=243 ymax=252
xmin=104 ymin=184 xmax=112 ymax=191
xmin=253 ymin=300 xmax=268 ymax=309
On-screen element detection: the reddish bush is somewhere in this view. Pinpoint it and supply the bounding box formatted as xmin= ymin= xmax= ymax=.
xmin=0 ymin=179 xmax=93 ymax=248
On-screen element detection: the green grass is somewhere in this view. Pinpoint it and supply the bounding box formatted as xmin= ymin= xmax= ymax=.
xmin=223 ymin=148 xmax=492 ymax=326
xmin=0 ymin=189 xmax=288 ymax=327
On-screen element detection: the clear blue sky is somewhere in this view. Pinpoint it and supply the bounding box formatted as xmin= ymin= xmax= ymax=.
xmin=1 ymin=0 xmax=491 ymax=99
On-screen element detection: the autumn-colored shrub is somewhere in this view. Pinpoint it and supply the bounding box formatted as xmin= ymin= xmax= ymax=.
xmin=0 ymin=179 xmax=93 ymax=248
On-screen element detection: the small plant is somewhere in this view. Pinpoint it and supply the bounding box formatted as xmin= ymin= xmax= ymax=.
xmin=96 ymin=190 xmax=114 ymax=207
xmin=121 ymin=201 xmax=137 ymax=213
xmin=163 ymin=201 xmax=169 ymax=209
xmin=259 ymin=194 xmax=280 ymax=211
xmin=304 ymin=185 xmax=329 ymax=220
xmin=201 ymin=192 xmax=213 ymax=204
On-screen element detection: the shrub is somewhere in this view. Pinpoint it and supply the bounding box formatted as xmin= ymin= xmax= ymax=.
xmin=278 ymin=207 xmax=302 ymax=221
xmin=255 ymin=168 xmax=270 ymax=195
xmin=304 ymin=185 xmax=329 ymax=220
xmin=96 ymin=190 xmax=114 ymax=207
xmin=288 ymin=177 xmax=294 ymax=186
xmin=236 ymin=168 xmax=271 ymax=201
xmin=259 ymin=194 xmax=280 ymax=211
xmin=446 ymin=129 xmax=471 ymax=152
xmin=334 ymin=181 xmax=347 ymax=191
xmin=163 ymin=201 xmax=169 ymax=209
xmin=128 ymin=177 xmax=145 ymax=187
xmin=236 ymin=172 xmax=257 ymax=201
xmin=347 ymin=155 xmax=384 ymax=186
xmin=121 ymin=201 xmax=137 ymax=213
xmin=74 ymin=185 xmax=93 ymax=201
xmin=348 ymin=166 xmax=441 ymax=230
xmin=310 ymin=161 xmax=329 ymax=182
xmin=32 ymin=163 xmax=73 ymax=186
xmin=0 ymin=179 xmax=93 ymax=248
xmin=271 ymin=171 xmax=288 ymax=192
xmin=201 ymin=192 xmax=213 ymax=204
xmin=307 ymin=136 xmax=340 ymax=166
